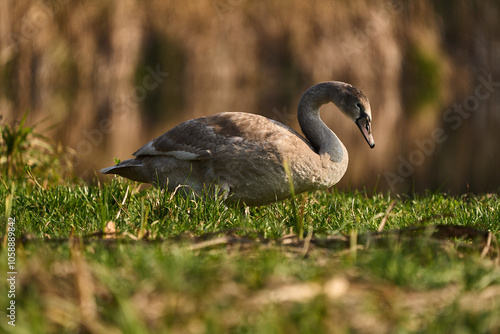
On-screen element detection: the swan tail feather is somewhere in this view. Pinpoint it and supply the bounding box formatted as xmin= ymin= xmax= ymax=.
xmin=100 ymin=159 xmax=150 ymax=183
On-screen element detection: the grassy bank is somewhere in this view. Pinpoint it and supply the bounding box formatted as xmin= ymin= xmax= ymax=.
xmin=1 ymin=177 xmax=499 ymax=333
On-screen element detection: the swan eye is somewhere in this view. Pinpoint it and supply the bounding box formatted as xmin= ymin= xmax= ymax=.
xmin=356 ymin=103 xmax=362 ymax=111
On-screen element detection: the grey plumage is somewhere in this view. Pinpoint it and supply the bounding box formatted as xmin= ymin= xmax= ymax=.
xmin=100 ymin=81 xmax=375 ymax=206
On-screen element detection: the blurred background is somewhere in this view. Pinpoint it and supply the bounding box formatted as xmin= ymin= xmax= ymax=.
xmin=1 ymin=0 xmax=499 ymax=194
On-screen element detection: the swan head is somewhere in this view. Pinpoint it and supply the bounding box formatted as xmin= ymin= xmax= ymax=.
xmin=333 ymin=82 xmax=375 ymax=149
xmin=354 ymin=102 xmax=375 ymax=149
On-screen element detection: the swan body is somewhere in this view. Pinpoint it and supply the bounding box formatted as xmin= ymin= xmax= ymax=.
xmin=100 ymin=81 xmax=375 ymax=206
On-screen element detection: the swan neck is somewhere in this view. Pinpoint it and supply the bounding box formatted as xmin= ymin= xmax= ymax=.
xmin=297 ymin=82 xmax=345 ymax=162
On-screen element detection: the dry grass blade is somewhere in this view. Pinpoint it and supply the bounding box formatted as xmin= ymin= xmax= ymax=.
xmin=114 ymin=185 xmax=130 ymax=220
xmin=188 ymin=233 xmax=256 ymax=251
xmin=481 ymin=231 xmax=493 ymax=258
xmin=481 ymin=232 xmax=500 ymax=265
xmin=377 ymin=200 xmax=397 ymax=232
xmin=187 ymin=236 xmax=230 ymax=251
xmin=301 ymin=227 xmax=314 ymax=257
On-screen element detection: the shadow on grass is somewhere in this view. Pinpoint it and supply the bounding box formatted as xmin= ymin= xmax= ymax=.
xmin=16 ymin=224 xmax=500 ymax=263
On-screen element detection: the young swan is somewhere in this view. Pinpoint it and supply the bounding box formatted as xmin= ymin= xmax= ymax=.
xmin=100 ymin=81 xmax=375 ymax=206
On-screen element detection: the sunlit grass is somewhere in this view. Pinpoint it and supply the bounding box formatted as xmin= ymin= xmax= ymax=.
xmin=1 ymin=115 xmax=500 ymax=333
xmin=1 ymin=175 xmax=499 ymax=333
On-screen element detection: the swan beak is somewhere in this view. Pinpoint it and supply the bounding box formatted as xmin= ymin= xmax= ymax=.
xmin=356 ymin=116 xmax=375 ymax=149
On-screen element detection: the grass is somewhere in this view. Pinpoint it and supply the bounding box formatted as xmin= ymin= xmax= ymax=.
xmin=1 ymin=120 xmax=500 ymax=333
xmin=1 ymin=179 xmax=499 ymax=334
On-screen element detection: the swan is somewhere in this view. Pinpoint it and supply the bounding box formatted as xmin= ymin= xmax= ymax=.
xmin=100 ymin=81 xmax=375 ymax=206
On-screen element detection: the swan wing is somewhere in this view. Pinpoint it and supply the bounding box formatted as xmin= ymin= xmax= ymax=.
xmin=133 ymin=112 xmax=313 ymax=161
xmin=132 ymin=117 xmax=217 ymax=160
xmin=132 ymin=112 xmax=264 ymax=160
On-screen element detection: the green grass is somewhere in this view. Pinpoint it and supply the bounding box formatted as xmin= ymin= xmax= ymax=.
xmin=1 ymin=177 xmax=499 ymax=333
xmin=1 ymin=120 xmax=500 ymax=333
